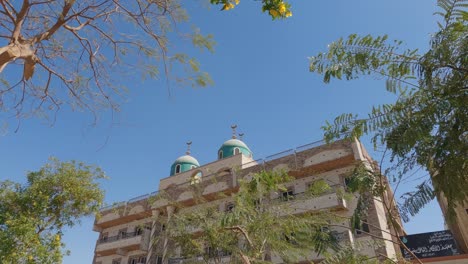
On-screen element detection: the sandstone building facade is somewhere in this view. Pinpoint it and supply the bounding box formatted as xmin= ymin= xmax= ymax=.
xmin=92 ymin=136 xmax=403 ymax=264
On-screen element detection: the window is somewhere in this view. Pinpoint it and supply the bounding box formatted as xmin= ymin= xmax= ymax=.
xmin=135 ymin=226 xmax=143 ymax=235
xmin=226 ymin=203 xmax=235 ymax=212
xmin=112 ymin=259 xmax=121 ymax=264
xmin=218 ymin=150 xmax=223 ymax=159
xmin=118 ymin=228 xmax=127 ymax=239
xmin=100 ymin=232 xmax=108 ymax=243
xmin=344 ymin=177 xmax=352 ymax=187
xmin=234 ymin=147 xmax=240 ymax=155
xmin=128 ymin=255 xmax=146 ymax=264
xmin=161 ymin=224 xmax=166 ymax=232
xmin=281 ymin=189 xmax=294 ymax=201
xmin=156 ymin=256 xmax=163 ymax=264
xmin=175 ymin=164 xmax=181 ymax=174
xmin=355 ymin=220 xmax=370 ymax=235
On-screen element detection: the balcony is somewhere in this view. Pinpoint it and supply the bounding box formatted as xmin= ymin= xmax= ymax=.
xmin=96 ymin=193 xmax=156 ymax=228
xmin=271 ymin=189 xmax=347 ymax=216
xmin=95 ymin=230 xmax=150 ymax=256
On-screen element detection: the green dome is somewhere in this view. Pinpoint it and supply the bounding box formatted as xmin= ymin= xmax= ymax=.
xmin=170 ymin=155 xmax=199 ymax=176
xmin=218 ymin=139 xmax=253 ymax=159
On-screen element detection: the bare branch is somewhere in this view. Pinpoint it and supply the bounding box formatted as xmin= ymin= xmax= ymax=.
xmin=31 ymin=0 xmax=75 ymax=42
xmin=0 ymin=0 xmax=17 ymax=25
xmin=12 ymin=0 xmax=30 ymax=42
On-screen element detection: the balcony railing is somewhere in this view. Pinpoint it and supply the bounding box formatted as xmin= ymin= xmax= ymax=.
xmin=97 ymin=231 xmax=142 ymax=245
xmin=272 ymin=184 xmax=343 ymax=203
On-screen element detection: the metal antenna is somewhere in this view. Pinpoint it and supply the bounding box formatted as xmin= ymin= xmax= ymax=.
xmin=231 ymin=125 xmax=237 ymax=139
xmin=186 ymin=141 xmax=192 ymax=155
xmin=239 ymin=133 xmax=244 ymax=140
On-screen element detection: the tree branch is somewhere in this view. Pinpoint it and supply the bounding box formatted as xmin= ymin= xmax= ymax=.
xmin=0 ymin=0 xmax=17 ymax=25
xmin=12 ymin=0 xmax=30 ymax=42
xmin=225 ymin=225 xmax=254 ymax=248
xmin=31 ymin=0 xmax=75 ymax=43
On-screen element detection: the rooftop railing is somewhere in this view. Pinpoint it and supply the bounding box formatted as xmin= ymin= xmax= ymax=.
xmin=100 ymin=191 xmax=159 ymax=212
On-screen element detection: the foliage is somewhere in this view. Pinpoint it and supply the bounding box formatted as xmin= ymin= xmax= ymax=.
xmin=309 ymin=0 xmax=467 ymax=219
xmin=164 ymin=170 xmax=341 ymax=263
xmin=210 ymin=0 xmax=292 ymax=19
xmin=0 ymin=0 xmax=214 ymax=124
xmin=0 ymin=0 xmax=295 ymax=126
xmin=398 ymin=180 xmax=436 ymax=222
xmin=0 ymin=158 xmax=106 ymax=263
xmin=322 ymin=246 xmax=377 ymax=264
xmin=307 ymin=179 xmax=332 ymax=196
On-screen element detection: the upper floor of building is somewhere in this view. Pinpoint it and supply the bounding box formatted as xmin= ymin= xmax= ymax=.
xmin=94 ymin=136 xmax=374 ymax=230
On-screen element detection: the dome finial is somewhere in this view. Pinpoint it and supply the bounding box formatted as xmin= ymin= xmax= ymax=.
xmin=239 ymin=133 xmax=244 ymax=140
xmin=231 ymin=124 xmax=238 ymax=139
xmin=186 ymin=141 xmax=192 ymax=155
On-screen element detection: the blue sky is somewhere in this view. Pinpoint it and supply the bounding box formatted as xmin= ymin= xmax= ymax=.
xmin=0 ymin=0 xmax=445 ymax=263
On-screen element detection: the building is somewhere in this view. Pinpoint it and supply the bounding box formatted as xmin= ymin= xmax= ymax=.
xmin=92 ymin=133 xmax=404 ymax=264
xmin=436 ymin=194 xmax=468 ymax=254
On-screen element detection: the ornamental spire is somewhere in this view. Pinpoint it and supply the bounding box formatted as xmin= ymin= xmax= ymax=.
xmin=231 ymin=125 xmax=238 ymax=139
xmin=186 ymin=141 xmax=192 ymax=155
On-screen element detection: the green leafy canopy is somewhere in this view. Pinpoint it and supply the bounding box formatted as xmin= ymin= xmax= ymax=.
xmin=165 ymin=170 xmax=342 ymax=263
xmin=0 ymin=158 xmax=106 ymax=263
xmin=310 ymin=0 xmax=467 ymax=220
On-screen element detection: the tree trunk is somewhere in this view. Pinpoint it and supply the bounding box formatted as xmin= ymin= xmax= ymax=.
xmin=0 ymin=43 xmax=37 ymax=80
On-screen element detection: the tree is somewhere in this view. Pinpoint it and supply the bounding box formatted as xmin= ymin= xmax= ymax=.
xmin=0 ymin=158 xmax=106 ymax=263
xmin=154 ymin=170 xmax=398 ymax=264
xmin=0 ymin=0 xmax=214 ymax=123
xmin=309 ymin=0 xmax=467 ymax=219
xmin=0 ymin=0 xmax=295 ymax=127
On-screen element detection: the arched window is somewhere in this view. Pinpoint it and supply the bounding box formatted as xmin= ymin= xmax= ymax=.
xmin=234 ymin=147 xmax=240 ymax=155
xmin=175 ymin=164 xmax=181 ymax=174
xmin=218 ymin=150 xmax=223 ymax=159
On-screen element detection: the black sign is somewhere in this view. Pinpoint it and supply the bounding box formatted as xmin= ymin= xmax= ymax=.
xmin=400 ymin=230 xmax=459 ymax=259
